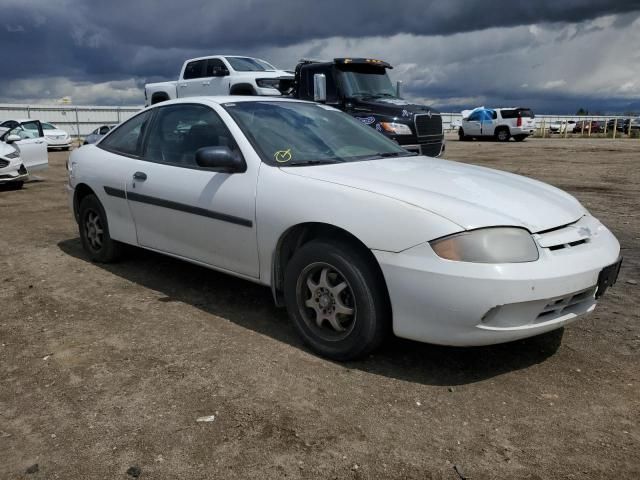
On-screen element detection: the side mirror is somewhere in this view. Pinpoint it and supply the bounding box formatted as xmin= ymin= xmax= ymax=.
xmin=6 ymin=134 xmax=21 ymax=144
xmin=313 ymin=73 xmax=327 ymax=103
xmin=396 ymin=80 xmax=403 ymax=98
xmin=195 ymin=146 xmax=245 ymax=173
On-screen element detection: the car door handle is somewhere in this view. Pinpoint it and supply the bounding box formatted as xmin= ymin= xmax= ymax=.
xmin=202 ymin=81 xmax=210 ymax=86
xmin=133 ymin=171 xmax=147 ymax=181
xmin=179 ymin=83 xmax=187 ymax=88
xmin=35 ymin=140 xmax=44 ymax=144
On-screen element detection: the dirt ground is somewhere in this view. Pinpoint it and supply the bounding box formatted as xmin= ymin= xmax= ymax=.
xmin=1 ymin=137 xmax=638 ymax=479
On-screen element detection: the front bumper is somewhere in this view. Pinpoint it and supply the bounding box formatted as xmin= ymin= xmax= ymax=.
xmin=373 ymin=216 xmax=620 ymax=346
xmin=45 ymin=137 xmax=72 ymax=148
xmin=0 ymin=163 xmax=28 ymax=184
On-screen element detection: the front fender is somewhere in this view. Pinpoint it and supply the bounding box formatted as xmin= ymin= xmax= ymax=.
xmin=256 ymin=165 xmax=461 ymax=284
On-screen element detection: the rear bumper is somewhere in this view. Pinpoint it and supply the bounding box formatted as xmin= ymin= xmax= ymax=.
xmin=373 ymin=218 xmax=620 ymax=346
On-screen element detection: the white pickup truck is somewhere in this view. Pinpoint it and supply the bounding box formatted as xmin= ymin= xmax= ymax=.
xmin=144 ymin=55 xmax=294 ymax=106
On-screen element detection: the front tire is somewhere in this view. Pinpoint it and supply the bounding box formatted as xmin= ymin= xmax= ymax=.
xmin=458 ymin=128 xmax=469 ymax=141
xmin=78 ymin=194 xmax=122 ymax=263
xmin=283 ymin=240 xmax=389 ymax=361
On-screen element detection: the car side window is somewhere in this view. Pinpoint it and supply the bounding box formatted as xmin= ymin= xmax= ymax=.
xmin=8 ymin=125 xmax=37 ymax=140
xmin=205 ymin=59 xmax=228 ymax=77
xmin=183 ymin=60 xmax=206 ymax=80
xmin=99 ymin=126 xmax=110 ymax=135
xmin=144 ymin=104 xmax=240 ymax=168
xmin=99 ymin=110 xmax=152 ymax=157
xmin=468 ymin=112 xmax=479 ymax=121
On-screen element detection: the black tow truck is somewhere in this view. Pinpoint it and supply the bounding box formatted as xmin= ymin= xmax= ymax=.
xmin=285 ymin=58 xmax=444 ymax=157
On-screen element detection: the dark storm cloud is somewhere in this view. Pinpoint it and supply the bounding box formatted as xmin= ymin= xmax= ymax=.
xmin=1 ymin=0 xmax=639 ymax=110
xmin=2 ymin=0 xmax=640 ymax=81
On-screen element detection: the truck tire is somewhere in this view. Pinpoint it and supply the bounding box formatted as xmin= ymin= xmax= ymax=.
xmin=458 ymin=128 xmax=469 ymax=141
xmin=283 ymin=239 xmax=390 ymax=361
xmin=229 ymin=84 xmax=256 ymax=96
xmin=495 ymin=127 xmax=510 ymax=142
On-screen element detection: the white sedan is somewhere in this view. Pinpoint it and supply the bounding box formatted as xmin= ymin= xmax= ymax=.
xmin=40 ymin=122 xmax=72 ymax=150
xmin=67 ymin=97 xmax=621 ymax=360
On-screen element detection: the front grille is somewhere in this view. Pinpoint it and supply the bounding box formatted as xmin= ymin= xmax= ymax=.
xmin=536 ymin=287 xmax=596 ymax=321
xmin=414 ymin=113 xmax=442 ymax=137
xmin=420 ymin=142 xmax=443 ymax=157
xmin=0 ymin=159 xmax=9 ymax=168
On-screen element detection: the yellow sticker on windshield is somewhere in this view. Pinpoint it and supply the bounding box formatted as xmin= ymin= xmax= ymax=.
xmin=274 ymin=148 xmax=292 ymax=163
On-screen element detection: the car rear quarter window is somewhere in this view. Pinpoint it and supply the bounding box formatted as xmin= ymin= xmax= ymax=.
xmin=99 ymin=110 xmax=152 ymax=157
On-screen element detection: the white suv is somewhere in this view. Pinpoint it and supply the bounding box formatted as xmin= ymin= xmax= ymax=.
xmin=459 ymin=107 xmax=536 ymax=142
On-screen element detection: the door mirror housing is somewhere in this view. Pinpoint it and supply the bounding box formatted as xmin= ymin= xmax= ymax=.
xmin=6 ymin=134 xmax=21 ymax=144
xmin=313 ymin=73 xmax=327 ymax=103
xmin=195 ymin=146 xmax=245 ymax=173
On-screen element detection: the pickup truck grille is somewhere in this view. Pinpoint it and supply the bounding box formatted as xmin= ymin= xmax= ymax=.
xmin=414 ymin=113 xmax=442 ymax=137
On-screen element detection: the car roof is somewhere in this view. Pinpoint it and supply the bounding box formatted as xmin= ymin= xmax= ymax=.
xmin=150 ymin=96 xmax=314 ymax=108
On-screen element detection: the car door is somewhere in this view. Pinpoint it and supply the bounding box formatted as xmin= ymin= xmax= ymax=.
xmin=125 ymin=103 xmax=260 ymax=278
xmin=465 ymin=111 xmax=482 ymax=136
xmin=480 ymin=110 xmax=497 ymax=135
xmin=179 ymin=59 xmax=207 ymax=97
xmin=7 ymin=121 xmax=48 ymax=171
xmin=202 ymin=58 xmax=229 ymax=95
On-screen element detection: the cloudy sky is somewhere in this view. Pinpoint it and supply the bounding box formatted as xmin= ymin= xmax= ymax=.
xmin=2 ymin=0 xmax=640 ymax=113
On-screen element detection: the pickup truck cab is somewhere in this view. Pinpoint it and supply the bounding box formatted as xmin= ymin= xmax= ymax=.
xmin=145 ymin=55 xmax=294 ymax=106
xmin=459 ymin=107 xmax=535 ymax=142
xmin=292 ymin=58 xmax=444 ymax=157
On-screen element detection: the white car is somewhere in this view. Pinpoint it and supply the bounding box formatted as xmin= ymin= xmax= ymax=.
xmin=40 ymin=122 xmax=72 ymax=150
xmin=0 ymin=120 xmax=49 ymax=188
xmin=549 ymin=120 xmax=576 ymax=134
xmin=459 ymin=107 xmax=536 ymax=142
xmin=67 ymin=97 xmax=621 ymax=360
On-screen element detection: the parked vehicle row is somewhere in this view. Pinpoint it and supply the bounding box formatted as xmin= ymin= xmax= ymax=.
xmin=547 ymin=117 xmax=639 ymax=134
xmin=146 ymin=56 xmax=445 ymax=157
xmin=0 ymin=120 xmax=71 ymax=150
xmin=67 ymin=96 xmax=621 ymax=360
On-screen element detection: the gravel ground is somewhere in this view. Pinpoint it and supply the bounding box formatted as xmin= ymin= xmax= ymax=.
xmin=0 ymin=137 xmax=638 ymax=479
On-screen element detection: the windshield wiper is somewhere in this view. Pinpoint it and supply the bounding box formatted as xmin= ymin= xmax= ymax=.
xmin=284 ymin=159 xmax=344 ymax=167
xmin=377 ymin=151 xmax=417 ymax=158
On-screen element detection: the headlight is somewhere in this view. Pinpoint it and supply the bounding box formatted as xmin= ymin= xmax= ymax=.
xmin=380 ymin=122 xmax=412 ymax=135
xmin=256 ymin=78 xmax=280 ymax=89
xmin=430 ymin=227 xmax=539 ymax=263
xmin=5 ymin=145 xmax=20 ymax=159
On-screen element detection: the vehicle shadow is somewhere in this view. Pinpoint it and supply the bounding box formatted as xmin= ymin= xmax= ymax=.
xmin=57 ymin=238 xmax=563 ymax=386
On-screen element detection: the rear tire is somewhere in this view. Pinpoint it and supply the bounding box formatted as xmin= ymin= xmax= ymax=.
xmin=78 ymin=194 xmax=122 ymax=263
xmin=495 ymin=128 xmax=510 ymax=142
xmin=283 ymin=240 xmax=390 ymax=361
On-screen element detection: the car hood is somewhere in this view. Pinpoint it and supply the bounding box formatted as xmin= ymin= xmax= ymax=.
xmin=281 ymin=156 xmax=586 ymax=233
xmin=350 ymin=97 xmax=438 ymax=118
xmin=44 ymin=129 xmax=68 ymax=136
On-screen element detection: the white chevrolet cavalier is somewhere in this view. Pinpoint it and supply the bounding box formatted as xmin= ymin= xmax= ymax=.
xmin=67 ymin=97 xmax=621 ymax=360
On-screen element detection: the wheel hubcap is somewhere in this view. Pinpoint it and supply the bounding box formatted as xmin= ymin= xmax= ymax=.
xmin=84 ymin=210 xmax=104 ymax=251
xmin=297 ymin=263 xmax=356 ymax=341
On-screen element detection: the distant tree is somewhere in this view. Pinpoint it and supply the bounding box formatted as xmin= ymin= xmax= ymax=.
xmin=576 ymin=108 xmax=588 ymax=116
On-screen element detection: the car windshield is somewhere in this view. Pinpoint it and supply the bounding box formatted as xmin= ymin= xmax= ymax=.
xmin=223 ymin=101 xmax=412 ymax=166
xmin=336 ymin=66 xmax=397 ymax=98
xmin=225 ymin=57 xmax=273 ymax=72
